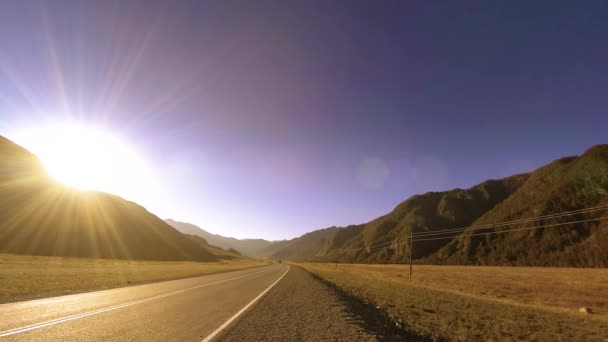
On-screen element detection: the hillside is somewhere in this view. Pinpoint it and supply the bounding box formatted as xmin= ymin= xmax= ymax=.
xmin=258 ymin=227 xmax=339 ymax=260
xmin=258 ymin=174 xmax=528 ymax=262
xmin=183 ymin=234 xmax=242 ymax=259
xmin=0 ymin=136 xmax=238 ymax=261
xmin=431 ymin=145 xmax=608 ymax=266
xmin=165 ymin=219 xmax=274 ymax=256
xmin=261 ymin=145 xmax=608 ymax=267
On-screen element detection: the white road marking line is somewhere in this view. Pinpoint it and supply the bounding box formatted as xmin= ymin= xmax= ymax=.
xmin=0 ymin=266 xmax=276 ymax=337
xmin=201 ymin=265 xmax=291 ymax=342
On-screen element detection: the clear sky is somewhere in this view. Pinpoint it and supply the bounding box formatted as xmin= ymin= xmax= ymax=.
xmin=0 ymin=1 xmax=606 ymax=240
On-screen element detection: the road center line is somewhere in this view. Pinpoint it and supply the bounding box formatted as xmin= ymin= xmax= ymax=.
xmin=201 ymin=265 xmax=291 ymax=342
xmin=0 ymin=266 xmax=276 ymax=337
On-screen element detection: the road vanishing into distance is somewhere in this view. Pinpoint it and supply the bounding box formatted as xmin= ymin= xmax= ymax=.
xmin=0 ymin=264 xmax=289 ymax=342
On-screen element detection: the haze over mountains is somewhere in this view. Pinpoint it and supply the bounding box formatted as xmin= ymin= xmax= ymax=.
xmin=0 ymin=136 xmax=239 ymax=261
xmin=165 ymin=219 xmax=274 ymax=256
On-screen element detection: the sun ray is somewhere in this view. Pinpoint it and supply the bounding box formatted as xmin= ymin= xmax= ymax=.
xmin=40 ymin=6 xmax=72 ymax=118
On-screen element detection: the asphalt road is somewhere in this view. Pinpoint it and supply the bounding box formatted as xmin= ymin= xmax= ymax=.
xmin=0 ymin=263 xmax=289 ymax=342
xmin=219 ymin=266 xmax=389 ymax=341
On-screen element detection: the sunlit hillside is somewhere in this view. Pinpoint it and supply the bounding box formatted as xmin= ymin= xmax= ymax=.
xmin=0 ymin=136 xmax=239 ymax=261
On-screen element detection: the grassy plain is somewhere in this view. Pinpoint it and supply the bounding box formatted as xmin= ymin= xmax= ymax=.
xmin=0 ymin=253 xmax=270 ymax=304
xmin=299 ymin=263 xmax=608 ymax=341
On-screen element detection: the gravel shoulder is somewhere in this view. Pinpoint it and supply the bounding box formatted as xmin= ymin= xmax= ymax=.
xmin=219 ymin=266 xmax=423 ymax=341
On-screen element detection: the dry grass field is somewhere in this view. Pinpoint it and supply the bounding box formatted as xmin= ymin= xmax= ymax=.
xmin=0 ymin=253 xmax=270 ymax=304
xmin=299 ymin=263 xmax=608 ymax=341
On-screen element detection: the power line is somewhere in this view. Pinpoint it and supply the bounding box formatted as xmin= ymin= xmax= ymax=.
xmin=338 ymin=204 xmax=608 ymax=253
xmin=357 ymin=215 xmax=607 ymax=254
xmin=411 ymin=215 xmax=608 ymax=242
xmin=412 ymin=204 xmax=608 ymax=237
xmin=379 ymin=204 xmax=607 ymax=249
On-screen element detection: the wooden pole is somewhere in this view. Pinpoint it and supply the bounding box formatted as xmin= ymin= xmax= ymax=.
xmin=409 ymin=231 xmax=413 ymax=280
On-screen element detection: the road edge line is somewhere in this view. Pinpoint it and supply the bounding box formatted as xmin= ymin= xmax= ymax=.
xmin=201 ymin=265 xmax=291 ymax=342
xmin=0 ymin=266 xmax=276 ymax=337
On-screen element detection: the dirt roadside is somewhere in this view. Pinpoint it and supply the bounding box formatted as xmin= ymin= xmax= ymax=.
xmin=218 ymin=266 xmax=428 ymax=341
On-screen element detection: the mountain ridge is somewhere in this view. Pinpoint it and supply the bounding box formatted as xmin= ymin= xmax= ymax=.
xmin=165 ymin=219 xmax=275 ymax=256
xmin=259 ymin=144 xmax=608 ymax=267
xmin=3 ymin=134 xmax=605 ymax=267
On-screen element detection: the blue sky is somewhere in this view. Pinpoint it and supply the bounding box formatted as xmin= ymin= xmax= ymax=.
xmin=1 ymin=1 xmax=607 ymax=239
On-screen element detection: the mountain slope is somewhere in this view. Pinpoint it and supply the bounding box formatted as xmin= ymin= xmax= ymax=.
xmin=165 ymin=219 xmax=274 ymax=256
xmin=0 ymin=136 xmax=233 ymax=261
xmin=257 ymin=227 xmax=340 ymax=260
xmin=183 ymin=234 xmax=242 ymax=259
xmin=259 ymin=174 xmax=528 ymax=262
xmin=262 ymin=145 xmax=608 ymax=267
xmin=431 ymin=145 xmax=608 ymax=266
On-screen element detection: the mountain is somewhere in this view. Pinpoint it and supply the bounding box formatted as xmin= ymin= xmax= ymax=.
xmin=257 ymin=227 xmax=339 ymax=261
xmin=183 ymin=234 xmax=242 ymax=258
xmin=0 ymin=136 xmax=239 ymax=261
xmin=258 ymin=174 xmax=528 ymax=262
xmin=430 ymin=145 xmax=608 ymax=267
xmin=165 ymin=219 xmax=274 ymax=257
xmin=260 ymin=145 xmax=608 ymax=267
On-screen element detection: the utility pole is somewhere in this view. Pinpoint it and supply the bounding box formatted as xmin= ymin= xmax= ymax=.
xmin=409 ymin=231 xmax=413 ymax=280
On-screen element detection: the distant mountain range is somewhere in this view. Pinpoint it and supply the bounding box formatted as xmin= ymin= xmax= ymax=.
xmin=0 ymin=136 xmax=240 ymax=262
xmin=165 ymin=219 xmax=274 ymax=256
xmin=2 ymin=135 xmax=606 ymax=267
xmin=257 ymin=145 xmax=608 ymax=267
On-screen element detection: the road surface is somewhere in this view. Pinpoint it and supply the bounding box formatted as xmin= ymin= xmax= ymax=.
xmin=219 ymin=266 xmax=405 ymax=341
xmin=0 ymin=264 xmax=289 ymax=341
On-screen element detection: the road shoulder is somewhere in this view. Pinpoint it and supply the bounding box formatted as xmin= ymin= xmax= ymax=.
xmin=219 ymin=266 xmax=420 ymax=341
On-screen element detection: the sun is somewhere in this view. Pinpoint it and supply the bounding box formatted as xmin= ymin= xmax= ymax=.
xmin=9 ymin=123 xmax=158 ymax=202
